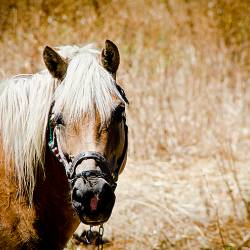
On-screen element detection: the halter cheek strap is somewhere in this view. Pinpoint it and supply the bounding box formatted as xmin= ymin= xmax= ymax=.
xmin=48 ymin=125 xmax=73 ymax=177
xmin=114 ymin=123 xmax=128 ymax=179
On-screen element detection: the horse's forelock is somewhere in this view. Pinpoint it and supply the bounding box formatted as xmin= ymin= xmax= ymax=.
xmin=53 ymin=46 xmax=125 ymax=125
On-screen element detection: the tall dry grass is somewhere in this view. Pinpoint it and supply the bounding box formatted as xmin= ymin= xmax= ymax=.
xmin=1 ymin=0 xmax=249 ymax=161
xmin=1 ymin=0 xmax=250 ymax=249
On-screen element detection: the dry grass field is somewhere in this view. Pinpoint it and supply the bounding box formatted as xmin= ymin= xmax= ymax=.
xmin=1 ymin=0 xmax=250 ymax=249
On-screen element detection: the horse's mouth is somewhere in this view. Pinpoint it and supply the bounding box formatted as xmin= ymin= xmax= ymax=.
xmin=72 ymin=199 xmax=115 ymax=226
xmin=71 ymin=177 xmax=116 ymax=226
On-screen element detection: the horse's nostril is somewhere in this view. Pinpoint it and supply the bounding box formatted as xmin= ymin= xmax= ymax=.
xmin=100 ymin=183 xmax=113 ymax=200
xmin=76 ymin=189 xmax=82 ymax=198
xmin=72 ymin=188 xmax=83 ymax=202
xmin=72 ymin=200 xmax=83 ymax=210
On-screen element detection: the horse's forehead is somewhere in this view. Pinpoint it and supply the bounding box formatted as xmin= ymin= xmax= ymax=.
xmin=69 ymin=109 xmax=103 ymax=130
xmin=81 ymin=94 xmax=122 ymax=121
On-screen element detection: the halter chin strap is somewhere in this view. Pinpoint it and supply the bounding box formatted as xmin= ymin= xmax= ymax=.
xmin=48 ymin=118 xmax=128 ymax=190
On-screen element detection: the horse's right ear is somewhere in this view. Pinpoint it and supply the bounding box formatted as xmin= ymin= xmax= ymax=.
xmin=43 ymin=46 xmax=68 ymax=80
xmin=101 ymin=40 xmax=120 ymax=79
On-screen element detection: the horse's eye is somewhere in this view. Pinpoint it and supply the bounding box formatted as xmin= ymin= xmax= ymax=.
xmin=51 ymin=113 xmax=64 ymax=126
xmin=55 ymin=113 xmax=64 ymax=125
xmin=112 ymin=105 xmax=125 ymax=121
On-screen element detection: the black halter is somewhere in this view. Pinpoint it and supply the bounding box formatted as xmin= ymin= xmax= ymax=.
xmin=47 ymin=108 xmax=128 ymax=191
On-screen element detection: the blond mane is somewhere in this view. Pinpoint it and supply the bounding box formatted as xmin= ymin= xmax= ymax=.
xmin=0 ymin=44 xmax=125 ymax=203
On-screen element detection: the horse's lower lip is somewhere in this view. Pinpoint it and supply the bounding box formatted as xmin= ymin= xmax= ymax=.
xmin=72 ymin=203 xmax=110 ymax=225
xmin=79 ymin=217 xmax=106 ymax=226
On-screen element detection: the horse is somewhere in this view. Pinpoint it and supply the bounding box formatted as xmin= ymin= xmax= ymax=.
xmin=0 ymin=40 xmax=128 ymax=249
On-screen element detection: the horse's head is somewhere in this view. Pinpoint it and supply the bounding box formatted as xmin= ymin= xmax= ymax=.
xmin=43 ymin=41 xmax=128 ymax=226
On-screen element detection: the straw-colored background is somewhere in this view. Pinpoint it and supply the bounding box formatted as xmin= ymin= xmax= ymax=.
xmin=1 ymin=1 xmax=250 ymax=249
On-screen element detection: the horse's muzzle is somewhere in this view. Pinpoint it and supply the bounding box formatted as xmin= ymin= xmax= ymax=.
xmin=71 ymin=176 xmax=116 ymax=225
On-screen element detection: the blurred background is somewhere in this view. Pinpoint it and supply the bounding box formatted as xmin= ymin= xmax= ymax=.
xmin=0 ymin=0 xmax=250 ymax=249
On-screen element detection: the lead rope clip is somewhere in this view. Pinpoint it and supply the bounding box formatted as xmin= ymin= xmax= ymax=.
xmin=98 ymin=224 xmax=104 ymax=250
xmin=85 ymin=225 xmax=94 ymax=244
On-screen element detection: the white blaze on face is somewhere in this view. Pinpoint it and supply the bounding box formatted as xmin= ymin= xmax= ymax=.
xmin=74 ymin=117 xmax=99 ymax=175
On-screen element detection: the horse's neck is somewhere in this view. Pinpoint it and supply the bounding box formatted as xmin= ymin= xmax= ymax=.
xmin=0 ymin=146 xmax=79 ymax=250
xmin=33 ymin=150 xmax=79 ymax=249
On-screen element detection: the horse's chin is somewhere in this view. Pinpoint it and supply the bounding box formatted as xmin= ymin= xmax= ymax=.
xmin=74 ymin=209 xmax=113 ymax=226
xmin=79 ymin=217 xmax=108 ymax=226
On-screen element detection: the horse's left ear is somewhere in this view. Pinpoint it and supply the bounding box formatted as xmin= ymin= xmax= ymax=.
xmin=101 ymin=40 xmax=120 ymax=79
xmin=43 ymin=46 xmax=68 ymax=80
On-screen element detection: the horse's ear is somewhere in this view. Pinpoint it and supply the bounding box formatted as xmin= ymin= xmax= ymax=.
xmin=43 ymin=46 xmax=68 ymax=80
xmin=101 ymin=40 xmax=120 ymax=78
